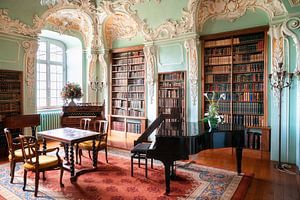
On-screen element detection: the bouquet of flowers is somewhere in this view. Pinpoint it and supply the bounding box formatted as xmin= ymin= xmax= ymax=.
xmin=61 ymin=82 xmax=83 ymax=100
xmin=203 ymin=91 xmax=226 ymax=129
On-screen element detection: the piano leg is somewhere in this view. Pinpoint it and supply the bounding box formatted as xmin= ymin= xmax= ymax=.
xmin=163 ymin=161 xmax=171 ymax=195
xmin=170 ymin=162 xmax=176 ymax=180
xmin=236 ymin=147 xmax=243 ymax=175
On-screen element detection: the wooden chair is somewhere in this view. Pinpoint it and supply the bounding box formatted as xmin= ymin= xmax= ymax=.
xmin=75 ymin=118 xmax=92 ymax=163
xmin=3 ymin=114 xmax=40 ymax=183
xmin=78 ymin=120 xmax=109 ymax=164
xmin=19 ymin=135 xmax=64 ymax=197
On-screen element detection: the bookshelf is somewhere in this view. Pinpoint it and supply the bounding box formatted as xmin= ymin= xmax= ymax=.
xmin=0 ymin=70 xmax=23 ymax=158
xmin=109 ymin=46 xmax=147 ymax=136
xmin=157 ymin=71 xmax=186 ymax=122
xmin=201 ymin=27 xmax=270 ymax=155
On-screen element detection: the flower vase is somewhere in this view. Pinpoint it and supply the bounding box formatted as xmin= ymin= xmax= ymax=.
xmin=68 ymin=98 xmax=76 ymax=106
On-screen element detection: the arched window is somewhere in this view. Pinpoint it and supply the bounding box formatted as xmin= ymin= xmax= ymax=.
xmin=36 ymin=38 xmax=66 ymax=109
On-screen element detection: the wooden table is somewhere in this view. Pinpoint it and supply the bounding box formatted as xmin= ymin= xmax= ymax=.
xmin=38 ymin=127 xmax=100 ymax=182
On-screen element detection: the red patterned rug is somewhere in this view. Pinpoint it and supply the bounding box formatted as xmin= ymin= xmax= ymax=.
xmin=0 ymin=149 xmax=252 ymax=199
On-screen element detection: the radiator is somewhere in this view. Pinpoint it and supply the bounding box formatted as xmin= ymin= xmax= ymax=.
xmin=38 ymin=110 xmax=62 ymax=131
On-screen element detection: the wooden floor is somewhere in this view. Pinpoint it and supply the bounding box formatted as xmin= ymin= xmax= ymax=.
xmin=1 ymin=135 xmax=299 ymax=200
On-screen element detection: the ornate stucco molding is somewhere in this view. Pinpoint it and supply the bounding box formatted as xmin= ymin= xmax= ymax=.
xmin=22 ymin=40 xmax=38 ymax=108
xmin=196 ymin=0 xmax=287 ymax=32
xmin=288 ymin=0 xmax=300 ymax=7
xmin=89 ymin=52 xmax=98 ymax=83
xmin=104 ymin=13 xmax=139 ymax=48
xmin=0 ymin=9 xmax=39 ymax=37
xmin=268 ymin=24 xmax=284 ymax=100
xmin=99 ymin=52 xmax=109 ymax=87
xmin=144 ymin=45 xmax=156 ymax=104
xmin=184 ymin=38 xmax=198 ymax=105
xmin=282 ymin=17 xmax=300 ymax=73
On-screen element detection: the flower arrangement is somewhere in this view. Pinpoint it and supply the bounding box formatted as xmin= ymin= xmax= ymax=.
xmin=203 ymin=91 xmax=226 ymax=129
xmin=61 ymin=82 xmax=83 ymax=100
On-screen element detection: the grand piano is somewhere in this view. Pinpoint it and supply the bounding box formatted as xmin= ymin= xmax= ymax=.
xmin=134 ymin=114 xmax=245 ymax=194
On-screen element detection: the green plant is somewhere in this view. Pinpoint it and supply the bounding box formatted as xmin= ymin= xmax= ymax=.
xmin=61 ymin=82 xmax=83 ymax=100
xmin=203 ymin=91 xmax=226 ymax=128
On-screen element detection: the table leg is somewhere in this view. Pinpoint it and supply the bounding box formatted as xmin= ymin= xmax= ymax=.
xmin=69 ymin=145 xmax=76 ymax=182
xmin=64 ymin=144 xmax=70 ymax=165
xmin=92 ymin=140 xmax=97 ymax=168
xmin=42 ymin=138 xmax=46 ymax=155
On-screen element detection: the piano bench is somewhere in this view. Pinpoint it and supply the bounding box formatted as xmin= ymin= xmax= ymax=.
xmin=131 ymin=143 xmax=153 ymax=178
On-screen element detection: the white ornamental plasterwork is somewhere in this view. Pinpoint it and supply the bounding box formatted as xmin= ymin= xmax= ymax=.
xmin=268 ymin=24 xmax=284 ymax=100
xmin=104 ymin=13 xmax=138 ymax=48
xmin=99 ymin=52 xmax=109 ymax=87
xmin=22 ymin=40 xmax=38 ymax=106
xmin=184 ymin=38 xmax=198 ymax=106
xmin=0 ymin=9 xmax=39 ymax=37
xmin=282 ymin=17 xmax=300 ymax=73
xmin=144 ymin=45 xmax=156 ymax=104
xmin=196 ymin=0 xmax=287 ymax=32
xmin=89 ymin=53 xmax=98 ymax=83
xmin=288 ymin=0 xmax=300 ymax=7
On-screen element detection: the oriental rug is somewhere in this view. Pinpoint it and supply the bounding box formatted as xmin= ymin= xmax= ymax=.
xmin=0 ymin=149 xmax=252 ymax=200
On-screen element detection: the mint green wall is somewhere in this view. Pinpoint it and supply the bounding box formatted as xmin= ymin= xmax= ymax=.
xmin=112 ymin=34 xmax=144 ymax=49
xmin=200 ymin=9 xmax=269 ymax=36
xmin=282 ymin=0 xmax=300 ymax=14
xmin=133 ymin=0 xmax=188 ymax=29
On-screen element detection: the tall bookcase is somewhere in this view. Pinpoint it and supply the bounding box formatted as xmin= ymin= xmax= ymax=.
xmin=0 ymin=70 xmax=23 ymax=158
xmin=157 ymin=71 xmax=186 ymax=122
xmin=201 ymin=27 xmax=268 ymax=127
xmin=109 ymin=45 xmax=146 ymax=136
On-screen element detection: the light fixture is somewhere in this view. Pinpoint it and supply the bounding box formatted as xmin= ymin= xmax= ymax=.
xmin=90 ymin=77 xmax=104 ymax=105
xmin=40 ymin=0 xmax=59 ymax=6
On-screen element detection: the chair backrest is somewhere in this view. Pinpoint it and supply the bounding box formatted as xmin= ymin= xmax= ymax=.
xmin=4 ymin=128 xmax=19 ymax=154
xmin=19 ymin=135 xmax=39 ymax=165
xmin=80 ymin=118 xmax=92 ymax=130
xmin=94 ymin=120 xmax=108 ymax=134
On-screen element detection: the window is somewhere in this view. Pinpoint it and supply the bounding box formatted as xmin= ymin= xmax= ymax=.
xmin=37 ymin=38 xmax=66 ymax=109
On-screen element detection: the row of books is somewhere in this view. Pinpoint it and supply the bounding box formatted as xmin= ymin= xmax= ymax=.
xmin=113 ymin=52 xmax=127 ymax=58
xmin=159 ymin=90 xmax=183 ymax=98
xmin=128 ymin=65 xmax=144 ymax=71
xmin=0 ymin=74 xmax=20 ymax=81
xmin=232 ymin=102 xmax=264 ymax=114
xmin=112 ymin=79 xmax=127 ymax=85
xmin=206 ymin=74 xmax=229 ymax=83
xmin=205 ymin=47 xmax=231 ymax=56
xmin=233 ymin=63 xmax=264 ymax=73
xmin=204 ymin=38 xmax=231 ymax=47
xmin=159 ymin=82 xmax=183 ymax=87
xmin=128 ymin=85 xmax=144 ymax=92
xmin=112 ymin=92 xmax=145 ymax=99
xmin=233 ymin=41 xmax=264 ymax=54
xmin=128 ymin=71 xmax=144 ymax=78
xmin=127 ymin=123 xmax=141 ymax=134
xmin=112 ymin=100 xmax=126 ymax=107
xmin=205 ymin=56 xmax=231 ymax=65
xmin=129 ymin=100 xmax=144 ymax=109
xmin=112 ymin=72 xmax=127 ymax=78
xmin=113 ymin=57 xmax=144 ymax=65
xmin=233 ymin=33 xmax=264 ymax=44
xmin=128 ymin=110 xmax=144 ymax=117
xmin=129 ymin=51 xmax=143 ymax=57
xmin=0 ymin=103 xmax=20 ymax=111
xmin=205 ymin=84 xmax=230 ymax=91
xmin=112 ymin=86 xmax=127 ymax=92
xmin=158 ymin=99 xmax=182 ymax=107
xmin=112 ymin=66 xmax=127 ymax=72
xmin=233 ymin=114 xmax=265 ymax=127
xmin=111 ymin=121 xmax=125 ymax=131
xmin=0 ymin=82 xmax=21 ymax=91
xmin=233 ymin=83 xmax=263 ymax=91
xmin=233 ymin=73 xmax=264 ymax=82
xmin=205 ymin=65 xmax=231 ymax=73
xmin=112 ymin=109 xmax=127 ymax=116
xmin=159 ymin=107 xmax=183 ymax=115
xmin=128 ymin=79 xmax=144 ymax=85
xmin=159 ymin=73 xmax=184 ymax=81
xmin=232 ymin=92 xmax=264 ymax=101
xmin=233 ymin=53 xmax=264 ymax=63
xmin=205 ymin=102 xmax=230 ymax=113
xmin=0 ymin=93 xmax=20 ymax=101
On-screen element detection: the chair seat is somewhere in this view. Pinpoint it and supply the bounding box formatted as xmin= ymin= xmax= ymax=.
xmin=24 ymin=155 xmax=62 ymax=170
xmin=8 ymin=148 xmax=33 ymax=161
xmin=78 ymin=140 xmax=106 ymax=150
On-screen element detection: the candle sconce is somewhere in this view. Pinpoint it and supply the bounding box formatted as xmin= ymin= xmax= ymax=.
xmin=268 ymin=62 xmax=295 ymax=174
xmin=90 ymin=77 xmax=104 ymax=105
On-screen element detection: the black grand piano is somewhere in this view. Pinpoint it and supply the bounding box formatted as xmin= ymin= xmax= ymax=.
xmin=133 ymin=114 xmax=245 ymax=194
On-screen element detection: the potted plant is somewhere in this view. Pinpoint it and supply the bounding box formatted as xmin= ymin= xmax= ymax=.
xmin=61 ymin=82 xmax=83 ymax=106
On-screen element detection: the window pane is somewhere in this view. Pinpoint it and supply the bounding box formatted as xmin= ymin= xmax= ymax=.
xmin=37 ymin=42 xmax=46 ymax=60
xmin=38 ymin=81 xmax=47 ymax=90
xmin=38 ymin=73 xmax=46 ymax=81
xmin=37 ymin=98 xmax=47 ymax=107
xmin=37 ymin=64 xmax=46 ymax=73
xmin=50 ymin=44 xmax=63 ymax=62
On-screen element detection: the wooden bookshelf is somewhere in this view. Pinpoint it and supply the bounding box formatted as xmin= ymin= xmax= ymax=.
xmin=157 ymin=71 xmax=186 ymax=122
xmin=0 ymin=70 xmax=23 ymax=158
xmin=201 ymin=26 xmax=270 ymax=153
xmin=109 ymin=45 xmax=147 ymax=136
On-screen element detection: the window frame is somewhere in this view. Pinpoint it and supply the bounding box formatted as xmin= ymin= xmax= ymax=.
xmin=36 ymin=37 xmax=67 ymax=110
